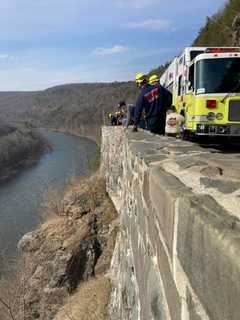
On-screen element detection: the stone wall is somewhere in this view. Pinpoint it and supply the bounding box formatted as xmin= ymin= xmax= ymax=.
xmin=101 ymin=126 xmax=240 ymax=320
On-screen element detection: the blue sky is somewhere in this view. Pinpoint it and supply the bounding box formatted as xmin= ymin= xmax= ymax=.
xmin=0 ymin=0 xmax=227 ymax=91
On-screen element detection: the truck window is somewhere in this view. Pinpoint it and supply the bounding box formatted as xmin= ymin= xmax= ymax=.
xmin=189 ymin=64 xmax=195 ymax=91
xmin=178 ymin=76 xmax=182 ymax=96
xmin=196 ymin=58 xmax=240 ymax=94
xmin=190 ymin=50 xmax=204 ymax=61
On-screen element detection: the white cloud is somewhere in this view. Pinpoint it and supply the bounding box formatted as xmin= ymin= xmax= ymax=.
xmin=93 ymin=45 xmax=129 ymax=56
xmin=0 ymin=54 xmax=9 ymax=59
xmin=116 ymin=0 xmax=160 ymax=9
xmin=127 ymin=19 xmax=172 ymax=31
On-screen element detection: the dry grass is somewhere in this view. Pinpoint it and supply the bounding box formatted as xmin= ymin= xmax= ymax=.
xmin=0 ymin=173 xmax=118 ymax=320
xmin=0 ymin=257 xmax=31 ymax=320
xmin=54 ymin=276 xmax=111 ymax=320
xmin=41 ymin=173 xmax=111 ymax=220
xmin=41 ymin=188 xmax=66 ymax=220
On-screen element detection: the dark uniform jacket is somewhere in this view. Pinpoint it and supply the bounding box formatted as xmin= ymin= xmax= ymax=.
xmin=134 ymin=84 xmax=172 ymax=134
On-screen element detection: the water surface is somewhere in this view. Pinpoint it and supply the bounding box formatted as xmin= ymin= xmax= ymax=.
xmin=0 ymin=130 xmax=97 ymax=269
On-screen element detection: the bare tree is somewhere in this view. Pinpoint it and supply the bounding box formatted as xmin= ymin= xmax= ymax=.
xmin=0 ymin=256 xmax=30 ymax=320
xmin=232 ymin=14 xmax=240 ymax=46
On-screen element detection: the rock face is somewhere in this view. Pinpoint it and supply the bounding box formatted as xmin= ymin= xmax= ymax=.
xmin=101 ymin=126 xmax=240 ymax=320
xmin=9 ymin=175 xmax=118 ymax=320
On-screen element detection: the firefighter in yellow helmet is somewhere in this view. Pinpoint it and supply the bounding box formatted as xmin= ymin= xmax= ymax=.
xmin=133 ymin=72 xmax=172 ymax=134
xmin=149 ymin=74 xmax=159 ymax=86
xmin=135 ymin=72 xmax=147 ymax=87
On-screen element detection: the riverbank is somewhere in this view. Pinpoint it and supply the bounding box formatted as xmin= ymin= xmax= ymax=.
xmin=0 ymin=173 xmax=118 ymax=320
xmin=0 ymin=123 xmax=50 ymax=182
xmin=48 ymin=127 xmax=101 ymax=170
xmin=49 ymin=125 xmax=101 ymax=146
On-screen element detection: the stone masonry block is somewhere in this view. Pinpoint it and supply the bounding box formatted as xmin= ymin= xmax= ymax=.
xmin=149 ymin=166 xmax=191 ymax=257
xmin=146 ymin=214 xmax=182 ymax=320
xmin=177 ymin=195 xmax=240 ymax=320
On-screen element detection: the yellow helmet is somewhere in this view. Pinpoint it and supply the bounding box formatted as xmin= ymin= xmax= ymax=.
xmin=149 ymin=74 xmax=159 ymax=85
xmin=135 ymin=72 xmax=147 ymax=85
xmin=108 ymin=113 xmax=112 ymax=118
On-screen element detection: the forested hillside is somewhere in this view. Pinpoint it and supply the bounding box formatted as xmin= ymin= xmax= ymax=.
xmin=0 ymin=82 xmax=138 ymax=140
xmin=0 ymin=0 xmax=239 ymax=140
xmin=193 ymin=0 xmax=240 ymax=46
xmin=0 ymin=122 xmax=47 ymax=180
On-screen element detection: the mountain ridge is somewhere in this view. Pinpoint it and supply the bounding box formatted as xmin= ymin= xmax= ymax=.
xmin=1 ymin=0 xmax=239 ymax=139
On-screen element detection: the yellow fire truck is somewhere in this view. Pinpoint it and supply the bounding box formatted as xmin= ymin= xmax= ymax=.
xmin=160 ymin=47 xmax=240 ymax=138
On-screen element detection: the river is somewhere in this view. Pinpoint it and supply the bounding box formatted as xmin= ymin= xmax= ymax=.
xmin=0 ymin=130 xmax=98 ymax=272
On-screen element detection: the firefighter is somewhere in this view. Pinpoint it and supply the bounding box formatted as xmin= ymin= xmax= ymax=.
xmin=149 ymin=73 xmax=172 ymax=132
xmin=149 ymin=74 xmax=159 ymax=86
xmin=133 ymin=72 xmax=171 ymax=135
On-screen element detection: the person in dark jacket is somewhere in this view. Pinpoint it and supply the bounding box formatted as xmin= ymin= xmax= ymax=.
xmin=133 ymin=72 xmax=172 ymax=135
xmin=149 ymin=73 xmax=172 ymax=134
xmin=109 ymin=113 xmax=117 ymax=126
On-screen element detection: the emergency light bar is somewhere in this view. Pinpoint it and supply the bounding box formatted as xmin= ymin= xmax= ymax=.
xmin=205 ymin=48 xmax=240 ymax=53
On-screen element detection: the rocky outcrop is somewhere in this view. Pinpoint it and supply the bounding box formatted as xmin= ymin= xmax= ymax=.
xmin=1 ymin=175 xmax=118 ymax=320
xmin=102 ymin=126 xmax=240 ymax=320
